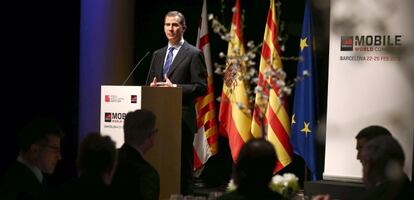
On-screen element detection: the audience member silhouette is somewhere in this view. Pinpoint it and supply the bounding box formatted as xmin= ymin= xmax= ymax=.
xmin=0 ymin=118 xmax=63 ymax=200
xmin=218 ymin=138 xmax=282 ymax=200
xmin=355 ymin=125 xmax=391 ymax=162
xmin=111 ymin=109 xmax=160 ymax=200
xmin=46 ymin=133 xmax=117 ymax=200
xmin=358 ymin=135 xmax=414 ymax=200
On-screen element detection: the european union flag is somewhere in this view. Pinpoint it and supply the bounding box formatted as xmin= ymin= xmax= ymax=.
xmin=290 ymin=0 xmax=317 ymax=181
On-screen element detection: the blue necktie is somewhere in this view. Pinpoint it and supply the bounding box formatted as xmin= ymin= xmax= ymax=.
xmin=163 ymin=47 xmax=174 ymax=76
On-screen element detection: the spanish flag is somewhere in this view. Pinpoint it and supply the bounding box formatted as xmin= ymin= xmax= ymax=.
xmin=218 ymin=0 xmax=253 ymax=162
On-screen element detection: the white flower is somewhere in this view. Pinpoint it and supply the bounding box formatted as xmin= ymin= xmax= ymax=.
xmin=272 ymin=174 xmax=284 ymax=185
xmin=219 ymin=52 xmax=226 ymax=58
xmin=227 ymin=179 xmax=237 ymax=192
xmin=208 ymin=13 xmax=214 ymax=21
xmin=270 ymin=173 xmax=300 ymax=198
xmin=302 ymin=70 xmax=309 ymax=77
xmin=227 ymin=173 xmax=300 ymax=198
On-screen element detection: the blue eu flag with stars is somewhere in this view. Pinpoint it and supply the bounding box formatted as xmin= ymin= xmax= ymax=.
xmin=291 ymin=0 xmax=317 ymax=181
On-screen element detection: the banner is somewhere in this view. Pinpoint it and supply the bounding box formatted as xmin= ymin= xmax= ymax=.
xmin=325 ymin=0 xmax=414 ymax=181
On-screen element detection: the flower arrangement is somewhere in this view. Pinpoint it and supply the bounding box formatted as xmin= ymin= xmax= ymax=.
xmin=270 ymin=173 xmax=300 ymax=199
xmin=227 ymin=173 xmax=300 ymax=199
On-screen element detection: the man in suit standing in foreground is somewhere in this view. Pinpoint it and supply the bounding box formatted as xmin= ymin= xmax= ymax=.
xmin=146 ymin=10 xmax=208 ymax=195
xmin=0 ymin=118 xmax=63 ymax=200
xmin=111 ymin=109 xmax=160 ymax=200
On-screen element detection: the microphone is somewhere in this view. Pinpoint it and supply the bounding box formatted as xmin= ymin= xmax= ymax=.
xmin=122 ymin=51 xmax=151 ymax=85
xmin=145 ymin=55 xmax=156 ymax=85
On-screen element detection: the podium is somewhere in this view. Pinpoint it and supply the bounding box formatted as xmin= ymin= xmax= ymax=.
xmin=100 ymin=85 xmax=182 ymax=199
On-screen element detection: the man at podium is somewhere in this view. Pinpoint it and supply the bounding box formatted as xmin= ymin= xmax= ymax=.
xmin=146 ymin=10 xmax=207 ymax=195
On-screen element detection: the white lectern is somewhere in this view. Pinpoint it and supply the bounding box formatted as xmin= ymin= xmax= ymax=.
xmin=100 ymin=85 xmax=182 ymax=199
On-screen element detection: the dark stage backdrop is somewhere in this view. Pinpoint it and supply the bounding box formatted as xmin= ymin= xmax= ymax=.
xmin=0 ymin=0 xmax=329 ymax=187
xmin=1 ymin=1 xmax=80 ymax=184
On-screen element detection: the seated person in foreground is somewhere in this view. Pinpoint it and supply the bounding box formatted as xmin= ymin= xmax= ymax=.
xmin=355 ymin=125 xmax=391 ymax=162
xmin=46 ymin=133 xmax=117 ymax=200
xmin=219 ymin=138 xmax=282 ymax=200
xmin=0 ymin=118 xmax=63 ymax=200
xmin=111 ymin=109 xmax=160 ymax=200
xmin=358 ymin=135 xmax=413 ymax=200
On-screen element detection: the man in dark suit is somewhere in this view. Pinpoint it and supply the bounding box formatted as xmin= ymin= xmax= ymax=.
xmin=146 ymin=10 xmax=207 ymax=195
xmin=111 ymin=109 xmax=160 ymax=200
xmin=0 ymin=118 xmax=63 ymax=200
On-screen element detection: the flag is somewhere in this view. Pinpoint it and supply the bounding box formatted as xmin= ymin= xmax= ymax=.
xmin=251 ymin=0 xmax=293 ymax=172
xmin=218 ymin=0 xmax=252 ymax=162
xmin=193 ymin=0 xmax=218 ymax=174
xmin=290 ymin=0 xmax=317 ymax=180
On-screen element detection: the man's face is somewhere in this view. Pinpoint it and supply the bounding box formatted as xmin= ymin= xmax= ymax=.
xmin=164 ymin=15 xmax=185 ymax=45
xmin=356 ymin=138 xmax=368 ymax=162
xmin=37 ymin=135 xmax=62 ymax=174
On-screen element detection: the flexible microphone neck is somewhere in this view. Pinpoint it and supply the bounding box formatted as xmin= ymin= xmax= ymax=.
xmin=122 ymin=51 xmax=151 ymax=85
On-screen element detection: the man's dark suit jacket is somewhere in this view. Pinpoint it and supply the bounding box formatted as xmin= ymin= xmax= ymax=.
xmin=358 ymin=173 xmax=414 ymax=200
xmin=146 ymin=41 xmax=208 ymax=133
xmin=0 ymin=161 xmax=44 ymax=200
xmin=111 ymin=144 xmax=160 ymax=200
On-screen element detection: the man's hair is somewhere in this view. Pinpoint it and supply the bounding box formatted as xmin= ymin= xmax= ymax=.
xmin=355 ymin=125 xmax=391 ymax=140
xmin=18 ymin=118 xmax=64 ymax=152
xmin=234 ymin=138 xmax=276 ymax=187
xmin=123 ymin=109 xmax=157 ymax=145
xmin=165 ymin=11 xmax=186 ymax=27
xmin=77 ymin=133 xmax=117 ymax=175
xmin=361 ymin=135 xmax=405 ymax=185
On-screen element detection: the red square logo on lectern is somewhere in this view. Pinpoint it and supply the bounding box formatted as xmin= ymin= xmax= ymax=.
xmin=131 ymin=95 xmax=137 ymax=103
xmin=104 ymin=112 xmax=112 ymax=122
xmin=105 ymin=95 xmax=110 ymax=102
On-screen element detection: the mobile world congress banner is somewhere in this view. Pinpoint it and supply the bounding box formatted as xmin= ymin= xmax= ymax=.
xmin=325 ymin=0 xmax=414 ymax=181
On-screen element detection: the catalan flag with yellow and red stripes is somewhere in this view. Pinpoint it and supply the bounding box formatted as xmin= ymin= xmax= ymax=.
xmin=251 ymin=0 xmax=293 ymax=172
xmin=193 ymin=0 xmax=218 ymax=173
xmin=218 ymin=0 xmax=253 ymax=162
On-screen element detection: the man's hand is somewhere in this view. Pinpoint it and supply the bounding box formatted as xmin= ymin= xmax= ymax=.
xmin=150 ymin=75 xmax=177 ymax=87
xmin=153 ymin=75 xmax=177 ymax=87
xmin=163 ymin=75 xmax=174 ymax=87
xmin=150 ymin=77 xmax=158 ymax=87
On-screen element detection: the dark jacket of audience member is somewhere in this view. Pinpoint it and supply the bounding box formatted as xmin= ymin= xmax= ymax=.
xmin=46 ymin=133 xmax=117 ymax=200
xmin=111 ymin=109 xmax=160 ymax=200
xmin=219 ymin=139 xmax=282 ymax=200
xmin=0 ymin=118 xmax=63 ymax=200
xmin=358 ymin=135 xmax=414 ymax=200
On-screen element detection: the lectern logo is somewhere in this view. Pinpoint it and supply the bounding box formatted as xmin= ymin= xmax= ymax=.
xmin=104 ymin=112 xmax=127 ymax=123
xmin=103 ymin=95 xmax=125 ymax=103
xmin=105 ymin=95 xmax=110 ymax=102
xmin=104 ymin=112 xmax=112 ymax=122
xmin=131 ymin=95 xmax=137 ymax=103
xmin=341 ymin=36 xmax=353 ymax=51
